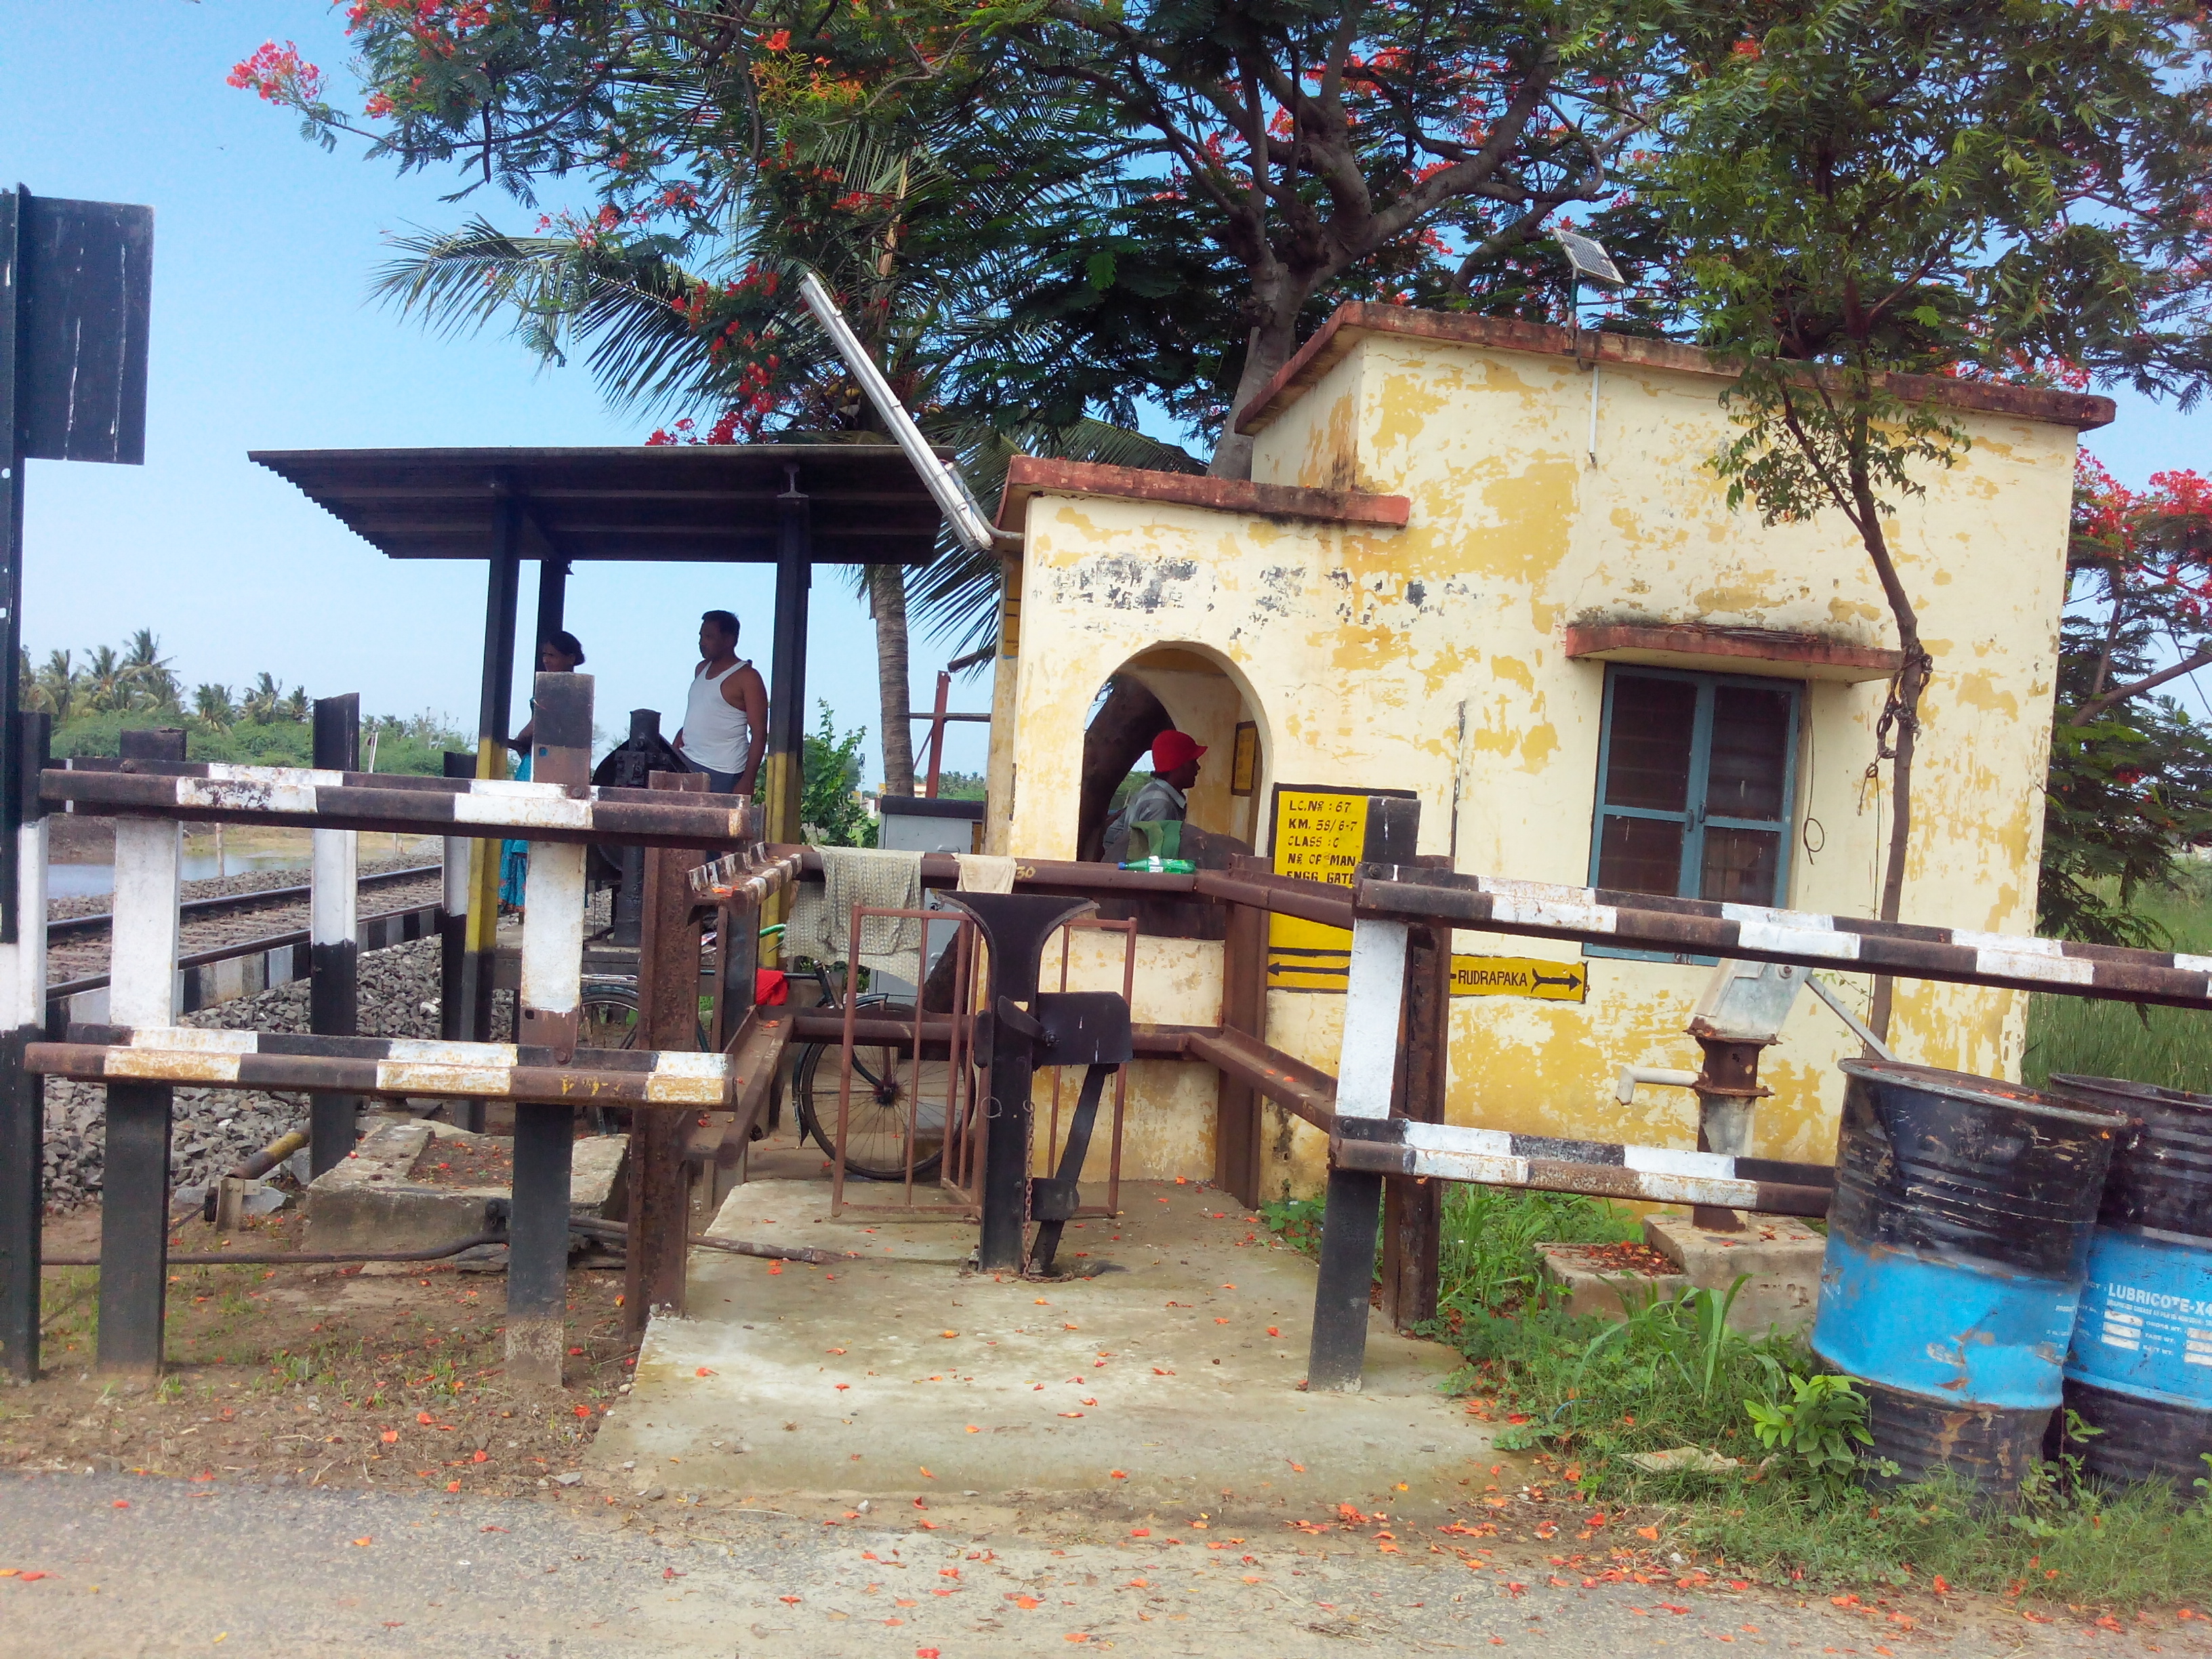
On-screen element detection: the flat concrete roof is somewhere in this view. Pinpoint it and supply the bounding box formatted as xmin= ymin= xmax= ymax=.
xmin=1233 ymin=304 xmax=2120 ymax=436
xmin=252 ymin=443 xmax=951 ymax=565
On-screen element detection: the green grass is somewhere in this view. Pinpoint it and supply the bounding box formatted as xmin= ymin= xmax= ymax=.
xmin=1262 ymin=1190 xmax=2212 ymax=1607
xmin=2024 ymin=865 xmax=2212 ymax=1093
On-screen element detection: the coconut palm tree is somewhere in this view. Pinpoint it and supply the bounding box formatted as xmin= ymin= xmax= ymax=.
xmin=81 ymin=646 xmax=131 ymax=714
xmin=120 ymin=628 xmax=180 ymax=711
xmin=241 ymin=672 xmax=283 ymax=724
xmin=193 ymin=684 xmax=237 ymax=729
xmin=375 ymin=111 xmax=1197 ymax=796
xmin=32 ymin=649 xmax=80 ymax=722
xmin=281 ymin=686 xmax=310 ymax=723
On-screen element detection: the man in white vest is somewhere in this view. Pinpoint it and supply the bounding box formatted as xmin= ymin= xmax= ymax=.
xmin=674 ymin=609 xmax=768 ymax=796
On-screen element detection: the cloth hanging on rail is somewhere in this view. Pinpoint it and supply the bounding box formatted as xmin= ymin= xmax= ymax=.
xmin=954 ymin=853 xmax=1016 ymax=894
xmin=785 ymin=846 xmax=926 ymax=981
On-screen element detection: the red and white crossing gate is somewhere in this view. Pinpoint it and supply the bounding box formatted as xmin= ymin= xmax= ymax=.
xmin=0 ymin=673 xmax=771 ymax=1387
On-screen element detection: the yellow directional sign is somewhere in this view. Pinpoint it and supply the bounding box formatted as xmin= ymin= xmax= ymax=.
xmin=1263 ymin=785 xmax=1592 ymax=1000
xmin=1449 ymin=955 xmax=1589 ymax=1002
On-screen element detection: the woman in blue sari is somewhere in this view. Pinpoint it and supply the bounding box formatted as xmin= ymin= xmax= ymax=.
xmin=500 ymin=631 xmax=586 ymax=913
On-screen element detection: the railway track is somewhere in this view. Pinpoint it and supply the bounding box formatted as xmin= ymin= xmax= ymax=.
xmin=45 ymin=863 xmax=445 ymax=983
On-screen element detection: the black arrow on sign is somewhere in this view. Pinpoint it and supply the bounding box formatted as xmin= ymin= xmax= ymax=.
xmin=1531 ymin=968 xmax=1586 ymax=992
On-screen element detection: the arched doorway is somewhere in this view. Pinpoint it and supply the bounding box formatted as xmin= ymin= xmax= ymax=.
xmin=1075 ymin=644 xmax=1269 ymax=863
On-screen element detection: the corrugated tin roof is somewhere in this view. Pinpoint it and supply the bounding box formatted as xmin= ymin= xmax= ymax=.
xmin=250 ymin=444 xmax=949 ymax=565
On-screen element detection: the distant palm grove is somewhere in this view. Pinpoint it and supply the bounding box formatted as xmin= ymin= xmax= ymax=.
xmin=24 ymin=631 xmax=465 ymax=775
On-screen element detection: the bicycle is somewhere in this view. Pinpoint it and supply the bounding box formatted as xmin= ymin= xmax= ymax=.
xmin=781 ymin=948 xmax=951 ymax=1184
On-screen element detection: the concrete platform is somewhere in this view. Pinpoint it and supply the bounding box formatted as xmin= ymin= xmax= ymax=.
xmin=302 ymin=1119 xmax=626 ymax=1252
xmin=588 ymin=1175 xmax=1492 ymax=1520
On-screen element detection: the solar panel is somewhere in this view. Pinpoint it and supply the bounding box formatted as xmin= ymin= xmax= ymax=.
xmin=1556 ymin=230 xmax=1626 ymax=289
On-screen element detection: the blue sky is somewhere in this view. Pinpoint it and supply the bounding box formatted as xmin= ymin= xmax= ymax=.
xmin=3 ymin=5 xmax=2207 ymax=777
xmin=0 ymin=0 xmax=995 ymax=780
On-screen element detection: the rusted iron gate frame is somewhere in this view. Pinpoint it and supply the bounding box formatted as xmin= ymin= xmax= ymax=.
xmin=827 ymin=904 xmax=979 ymax=1218
xmin=1038 ymin=917 xmax=1136 ymax=1222
xmin=14 ymin=766 xmax=2211 ymax=1389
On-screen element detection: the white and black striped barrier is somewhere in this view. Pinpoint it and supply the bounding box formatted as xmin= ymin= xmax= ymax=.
xmin=1355 ymin=868 xmax=2212 ymax=1009
xmin=1328 ymin=1118 xmax=1835 ymax=1216
xmin=28 ymin=1026 xmax=735 ymax=1107
xmin=8 ymin=673 xmax=691 ymax=1388
xmin=39 ymin=759 xmax=762 ymax=846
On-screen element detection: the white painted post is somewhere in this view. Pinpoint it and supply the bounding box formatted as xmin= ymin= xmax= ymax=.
xmin=1333 ymin=917 xmax=1411 ymax=1121
xmin=518 ymin=841 xmax=587 ymax=1048
xmin=109 ymin=816 xmax=181 ymax=1027
xmin=0 ymin=816 xmax=48 ymax=1033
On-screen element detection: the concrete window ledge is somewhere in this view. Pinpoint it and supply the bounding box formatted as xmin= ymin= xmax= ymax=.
xmin=1563 ymin=622 xmax=1906 ymax=684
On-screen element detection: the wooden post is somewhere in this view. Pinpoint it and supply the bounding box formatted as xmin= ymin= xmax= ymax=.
xmin=1380 ymin=857 xmax=1452 ymax=1330
xmin=624 ymin=769 xmax=707 ymax=1343
xmin=1213 ymin=853 xmax=1270 ymax=1207
xmin=1306 ymin=795 xmax=1419 ymax=1393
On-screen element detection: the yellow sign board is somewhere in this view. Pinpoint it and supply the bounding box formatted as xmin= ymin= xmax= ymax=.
xmin=1267 ymin=787 xmax=1366 ymax=991
xmin=1448 ymin=955 xmax=1589 ymax=1002
xmin=1265 ymin=786 xmax=1590 ymax=1000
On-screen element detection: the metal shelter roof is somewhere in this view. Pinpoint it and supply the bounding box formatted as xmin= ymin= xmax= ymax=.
xmin=249 ymin=444 xmax=949 ymax=565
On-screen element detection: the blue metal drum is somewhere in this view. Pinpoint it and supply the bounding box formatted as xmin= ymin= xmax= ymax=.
xmin=2045 ymin=1076 xmax=2212 ymax=1490
xmin=1815 ymin=1060 xmax=2127 ymax=1492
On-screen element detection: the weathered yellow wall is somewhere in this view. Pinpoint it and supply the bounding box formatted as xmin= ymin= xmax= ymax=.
xmin=990 ymin=320 xmax=2076 ymax=1195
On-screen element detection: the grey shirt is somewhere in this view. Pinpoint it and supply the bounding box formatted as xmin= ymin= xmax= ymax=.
xmin=1102 ymin=775 xmax=1188 ymax=863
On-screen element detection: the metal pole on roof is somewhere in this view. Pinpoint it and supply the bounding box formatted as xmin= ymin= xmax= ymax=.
xmin=795 ymin=270 xmax=1001 ymax=555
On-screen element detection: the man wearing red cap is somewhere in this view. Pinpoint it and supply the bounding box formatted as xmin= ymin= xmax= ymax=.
xmin=1101 ymin=729 xmax=1206 ymax=863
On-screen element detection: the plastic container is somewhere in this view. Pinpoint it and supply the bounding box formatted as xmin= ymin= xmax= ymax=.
xmin=1814 ymin=1059 xmax=2127 ymax=1492
xmin=2043 ymin=1074 xmax=2212 ymax=1491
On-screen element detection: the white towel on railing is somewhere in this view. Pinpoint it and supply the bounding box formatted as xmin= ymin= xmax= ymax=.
xmin=785 ymin=847 xmax=925 ymax=979
xmin=954 ymin=853 xmax=1016 ymax=893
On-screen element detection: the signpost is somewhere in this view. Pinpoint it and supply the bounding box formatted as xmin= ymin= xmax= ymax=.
xmin=1267 ymin=784 xmax=1589 ymax=1002
xmin=0 ymin=184 xmax=153 ymax=1382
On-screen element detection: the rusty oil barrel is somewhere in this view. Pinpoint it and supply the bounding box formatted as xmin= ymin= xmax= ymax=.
xmin=2043 ymin=1076 xmax=2212 ymax=1491
xmin=1814 ymin=1059 xmax=2127 ymax=1492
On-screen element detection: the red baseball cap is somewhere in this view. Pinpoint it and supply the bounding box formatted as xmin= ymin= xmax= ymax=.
xmin=1152 ymin=730 xmax=1206 ymax=771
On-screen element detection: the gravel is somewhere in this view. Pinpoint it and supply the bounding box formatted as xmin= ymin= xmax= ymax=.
xmin=45 ymin=854 xmax=435 ymax=923
xmin=39 ymin=937 xmax=518 ymax=1211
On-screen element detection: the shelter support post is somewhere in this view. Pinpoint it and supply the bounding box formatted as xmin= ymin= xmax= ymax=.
xmin=1307 ymin=796 xmax=1420 ymax=1393
xmin=624 ymin=770 xmax=708 ymax=1344
xmin=466 ymin=520 xmax=522 ymax=1045
xmin=1212 ymin=854 xmax=1271 ymax=1208
xmin=308 ymin=695 xmax=361 ymax=1176
xmin=0 ymin=712 xmax=49 ymax=1382
xmin=533 ymin=556 xmax=569 ymax=655
xmin=506 ymin=672 xmax=594 ymax=1391
xmin=438 ymin=752 xmax=480 ymax=1130
xmin=762 ymin=474 xmax=811 ymax=846
xmin=96 ymin=814 xmax=182 ymax=1377
xmin=1380 ymin=857 xmax=1452 ymax=1330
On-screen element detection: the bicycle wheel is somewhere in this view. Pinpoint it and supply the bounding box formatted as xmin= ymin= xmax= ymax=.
xmin=795 ymin=999 xmax=949 ymax=1181
xmin=578 ymin=981 xmax=643 ymax=1050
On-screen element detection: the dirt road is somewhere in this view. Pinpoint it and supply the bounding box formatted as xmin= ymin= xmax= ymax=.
xmin=1 ymin=1472 xmax=2200 ymax=1658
